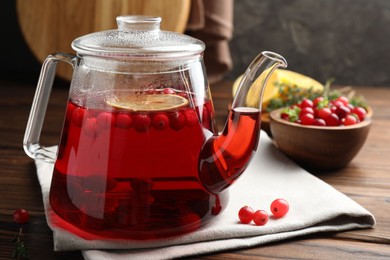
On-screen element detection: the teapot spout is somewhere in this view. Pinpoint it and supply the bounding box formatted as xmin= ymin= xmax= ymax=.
xmin=199 ymin=51 xmax=287 ymax=194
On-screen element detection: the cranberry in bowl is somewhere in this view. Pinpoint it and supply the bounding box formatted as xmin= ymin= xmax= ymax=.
xmin=269 ymin=98 xmax=372 ymax=171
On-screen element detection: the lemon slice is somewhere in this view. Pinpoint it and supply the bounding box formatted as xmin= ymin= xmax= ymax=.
xmin=106 ymin=94 xmax=189 ymax=111
xmin=232 ymin=69 xmax=324 ymax=109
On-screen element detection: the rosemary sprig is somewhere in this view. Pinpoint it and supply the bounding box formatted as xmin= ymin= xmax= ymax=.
xmin=265 ymin=78 xmax=368 ymax=112
xmin=11 ymin=227 xmax=29 ymax=259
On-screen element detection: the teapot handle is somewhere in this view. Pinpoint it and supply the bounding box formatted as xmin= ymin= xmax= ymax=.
xmin=23 ymin=52 xmax=77 ymax=163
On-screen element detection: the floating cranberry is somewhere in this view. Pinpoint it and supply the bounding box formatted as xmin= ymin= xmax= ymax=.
xmin=116 ymin=113 xmax=132 ymax=129
xmin=152 ymin=113 xmax=170 ymax=130
xmin=83 ymin=117 xmax=98 ymax=137
xmin=163 ymin=88 xmax=175 ymax=94
xmin=97 ymin=112 xmax=115 ymax=130
xmin=169 ymin=111 xmax=186 ymax=130
xmin=133 ymin=113 xmax=151 ymax=132
xmin=184 ymin=109 xmax=198 ymax=127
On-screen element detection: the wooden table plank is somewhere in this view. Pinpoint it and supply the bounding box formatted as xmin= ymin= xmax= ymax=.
xmin=0 ymin=79 xmax=389 ymax=259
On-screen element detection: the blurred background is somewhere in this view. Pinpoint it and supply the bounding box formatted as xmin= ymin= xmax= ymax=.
xmin=229 ymin=0 xmax=390 ymax=86
xmin=1 ymin=0 xmax=390 ymax=86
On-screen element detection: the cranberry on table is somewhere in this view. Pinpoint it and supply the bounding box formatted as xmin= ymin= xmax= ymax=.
xmin=13 ymin=209 xmax=30 ymax=224
xmin=270 ymin=198 xmax=289 ymax=218
xmin=253 ymin=210 xmax=269 ymax=226
xmin=238 ymin=206 xmax=255 ymax=224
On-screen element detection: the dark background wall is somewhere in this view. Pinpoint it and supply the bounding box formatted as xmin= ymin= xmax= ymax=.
xmin=228 ymin=0 xmax=390 ymax=86
xmin=1 ymin=0 xmax=390 ymax=86
xmin=0 ymin=1 xmax=41 ymax=82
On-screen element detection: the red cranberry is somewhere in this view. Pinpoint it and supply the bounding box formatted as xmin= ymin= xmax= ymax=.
xmin=116 ymin=113 xmax=132 ymax=129
xmin=352 ymin=107 xmax=367 ymax=121
xmin=300 ymin=113 xmax=315 ymax=125
xmin=343 ymin=114 xmax=359 ymax=125
xmin=325 ymin=113 xmax=341 ymax=126
xmin=313 ymin=96 xmax=324 ymax=107
xmin=313 ymin=118 xmax=326 ymax=126
xmin=335 ymin=105 xmax=351 ymax=119
xmin=184 ymin=109 xmax=198 ymax=127
xmin=133 ymin=113 xmax=151 ymax=132
xmin=13 ymin=209 xmax=30 ymax=224
xmin=83 ymin=117 xmax=98 ymax=137
xmin=163 ymin=88 xmax=175 ymax=94
xmin=300 ymin=98 xmax=313 ymax=108
xmin=152 ymin=113 xmax=170 ymax=130
xmin=299 ymin=107 xmax=315 ymax=116
xmin=169 ymin=111 xmax=186 ymax=130
xmin=97 ymin=112 xmax=115 ymax=130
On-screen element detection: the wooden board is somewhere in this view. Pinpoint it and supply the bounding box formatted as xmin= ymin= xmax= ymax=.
xmin=16 ymin=0 xmax=191 ymax=80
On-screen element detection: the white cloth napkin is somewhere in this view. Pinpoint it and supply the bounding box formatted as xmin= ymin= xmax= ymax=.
xmin=34 ymin=131 xmax=375 ymax=260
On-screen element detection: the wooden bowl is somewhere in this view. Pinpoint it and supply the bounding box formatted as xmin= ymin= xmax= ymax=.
xmin=269 ymin=107 xmax=372 ymax=171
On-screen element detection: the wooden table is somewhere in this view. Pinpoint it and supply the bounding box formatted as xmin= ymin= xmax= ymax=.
xmin=1 ymin=76 xmax=389 ymax=259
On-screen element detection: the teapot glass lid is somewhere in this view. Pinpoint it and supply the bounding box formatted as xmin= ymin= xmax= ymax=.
xmin=72 ymin=16 xmax=205 ymax=59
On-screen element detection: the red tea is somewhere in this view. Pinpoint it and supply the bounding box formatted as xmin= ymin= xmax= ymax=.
xmin=49 ymin=90 xmax=260 ymax=239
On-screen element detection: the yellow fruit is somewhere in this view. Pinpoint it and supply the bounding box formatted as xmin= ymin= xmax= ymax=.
xmin=232 ymin=69 xmax=324 ymax=110
xmin=106 ymin=94 xmax=188 ymax=111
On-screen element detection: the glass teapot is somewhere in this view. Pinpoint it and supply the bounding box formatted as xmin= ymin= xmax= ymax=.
xmin=24 ymin=16 xmax=286 ymax=239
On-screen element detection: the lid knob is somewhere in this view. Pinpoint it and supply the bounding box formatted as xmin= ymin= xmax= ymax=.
xmin=116 ymin=16 xmax=161 ymax=32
